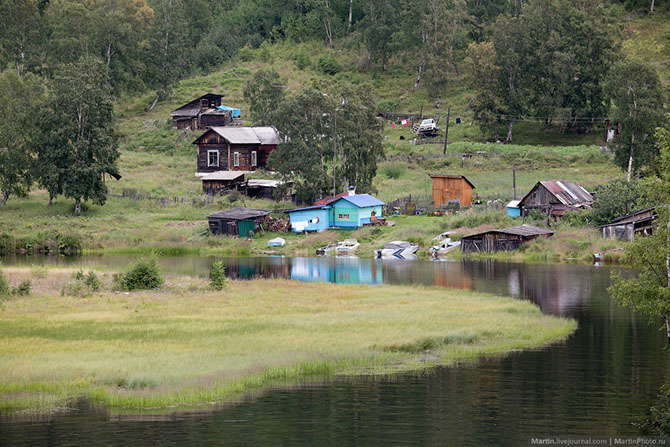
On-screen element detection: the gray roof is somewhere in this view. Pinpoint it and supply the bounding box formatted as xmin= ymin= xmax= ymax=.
xmin=463 ymin=224 xmax=554 ymax=239
xmin=201 ymin=171 xmax=249 ymax=181
xmin=171 ymin=108 xmax=201 ymax=118
xmin=207 ymin=207 xmax=270 ymax=220
xmin=206 ymin=126 xmax=280 ymax=145
xmin=521 ymin=180 xmax=593 ymax=207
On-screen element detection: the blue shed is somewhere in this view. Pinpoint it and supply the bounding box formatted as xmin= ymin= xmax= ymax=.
xmin=331 ymin=194 xmax=385 ymax=228
xmin=285 ymin=204 xmax=331 ymax=233
xmin=506 ymin=200 xmax=521 ymax=218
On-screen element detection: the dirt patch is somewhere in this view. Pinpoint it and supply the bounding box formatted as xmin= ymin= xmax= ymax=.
xmin=446 ymin=224 xmax=497 ymax=237
xmin=164 ymin=220 xmax=207 ymax=228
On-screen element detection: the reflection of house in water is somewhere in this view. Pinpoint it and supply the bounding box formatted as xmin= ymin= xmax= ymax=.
xmin=222 ymin=257 xmax=290 ymax=280
xmin=290 ymin=257 xmax=383 ymax=285
xmin=433 ymin=264 xmax=472 ymax=290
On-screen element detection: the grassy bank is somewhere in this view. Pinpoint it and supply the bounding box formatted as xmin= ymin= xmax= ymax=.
xmin=0 ymin=267 xmax=576 ymax=414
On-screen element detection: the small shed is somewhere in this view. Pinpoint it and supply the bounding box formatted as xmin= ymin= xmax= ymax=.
xmin=599 ymin=208 xmax=657 ymax=242
xmin=201 ymin=171 xmax=249 ymax=194
xmin=246 ymin=179 xmax=291 ymax=201
xmin=429 ymin=174 xmax=475 ymax=207
xmin=460 ymin=224 xmax=554 ymax=254
xmin=285 ymin=205 xmax=331 ymax=233
xmin=519 ymin=180 xmax=593 ymax=217
xmin=331 ymin=194 xmax=385 ymax=228
xmin=207 ymin=207 xmax=270 ymax=236
xmin=506 ymin=200 xmax=521 ymax=218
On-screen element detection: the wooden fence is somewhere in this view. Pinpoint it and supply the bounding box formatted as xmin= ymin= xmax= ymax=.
xmin=110 ymin=188 xmax=215 ymax=206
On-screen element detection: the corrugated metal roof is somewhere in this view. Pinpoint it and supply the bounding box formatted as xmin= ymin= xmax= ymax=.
xmin=315 ymin=191 xmax=349 ymax=206
xmin=209 ymin=127 xmax=261 ymax=144
xmin=251 ymin=126 xmax=281 ymax=145
xmin=247 ymin=179 xmax=283 ymax=187
xmin=611 ymin=208 xmax=655 ymax=224
xmin=207 ymin=207 xmax=270 ymax=220
xmin=171 ymin=108 xmax=201 ymax=117
xmin=335 ymin=194 xmax=385 ymax=208
xmin=201 ymin=171 xmax=249 ymax=181
xmin=285 ymin=204 xmax=329 ymax=213
xmin=463 ymin=224 xmax=554 ymax=239
xmin=538 ymin=180 xmax=593 ymax=206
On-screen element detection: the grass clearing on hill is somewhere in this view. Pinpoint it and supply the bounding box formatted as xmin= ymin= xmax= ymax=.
xmin=0 ymin=267 xmax=576 ymax=414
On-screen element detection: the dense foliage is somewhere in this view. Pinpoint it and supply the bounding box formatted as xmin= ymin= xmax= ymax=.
xmin=118 ymin=254 xmax=163 ymax=290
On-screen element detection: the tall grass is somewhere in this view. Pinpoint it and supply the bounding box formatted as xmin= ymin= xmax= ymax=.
xmin=0 ymin=268 xmax=576 ymax=414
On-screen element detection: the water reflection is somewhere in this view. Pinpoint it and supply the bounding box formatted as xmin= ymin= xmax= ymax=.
xmin=1 ymin=256 xmax=669 ymax=446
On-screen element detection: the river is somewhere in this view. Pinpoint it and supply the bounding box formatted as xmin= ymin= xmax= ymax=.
xmin=1 ymin=256 xmax=668 ymax=446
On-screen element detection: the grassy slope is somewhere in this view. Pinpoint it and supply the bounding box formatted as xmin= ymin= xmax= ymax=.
xmin=3 ymin=11 xmax=667 ymax=257
xmin=0 ymin=267 xmax=576 ymax=414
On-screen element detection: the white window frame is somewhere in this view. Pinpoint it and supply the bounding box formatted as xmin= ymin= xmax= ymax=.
xmin=251 ymin=151 xmax=257 ymax=167
xmin=207 ymin=150 xmax=219 ymax=167
xmin=233 ymin=152 xmax=240 ymax=167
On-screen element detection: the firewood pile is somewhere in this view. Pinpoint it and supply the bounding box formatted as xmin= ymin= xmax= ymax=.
xmin=262 ymin=215 xmax=290 ymax=233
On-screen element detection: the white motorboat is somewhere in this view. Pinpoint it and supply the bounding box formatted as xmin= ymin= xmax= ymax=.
xmin=431 ymin=238 xmax=461 ymax=257
xmin=375 ymin=241 xmax=419 ymax=259
xmin=336 ymin=239 xmax=360 ymax=255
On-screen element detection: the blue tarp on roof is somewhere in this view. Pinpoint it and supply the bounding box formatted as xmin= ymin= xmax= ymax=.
xmin=216 ymin=104 xmax=241 ymax=118
xmin=335 ymin=194 xmax=385 ymax=208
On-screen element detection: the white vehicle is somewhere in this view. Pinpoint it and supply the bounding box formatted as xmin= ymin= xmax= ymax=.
xmin=375 ymin=241 xmax=419 ymax=259
xmin=417 ymin=118 xmax=439 ymax=134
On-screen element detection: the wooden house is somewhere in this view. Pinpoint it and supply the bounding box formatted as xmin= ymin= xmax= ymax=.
xmin=599 ymin=208 xmax=657 ymax=242
xmin=170 ymin=93 xmax=232 ymax=130
xmin=193 ymin=126 xmax=280 ymax=174
xmin=207 ymin=207 xmax=270 ymax=236
xmin=519 ymin=180 xmax=593 ymax=217
xmin=460 ymin=225 xmax=554 ymax=254
xmin=429 ymin=175 xmax=475 ymax=207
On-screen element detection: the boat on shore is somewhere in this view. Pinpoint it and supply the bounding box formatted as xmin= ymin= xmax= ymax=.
xmin=431 ymin=238 xmax=461 ymax=257
xmin=316 ymin=239 xmax=360 ymax=255
xmin=375 ymin=241 xmax=419 ymax=259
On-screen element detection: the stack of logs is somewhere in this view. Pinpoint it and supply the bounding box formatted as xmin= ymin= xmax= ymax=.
xmin=262 ymin=215 xmax=290 ymax=233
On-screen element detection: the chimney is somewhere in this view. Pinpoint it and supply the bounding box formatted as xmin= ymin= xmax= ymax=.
xmin=348 ymin=185 xmax=356 ymax=196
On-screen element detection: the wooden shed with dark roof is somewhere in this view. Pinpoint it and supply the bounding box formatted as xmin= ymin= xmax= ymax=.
xmin=460 ymin=224 xmax=554 ymax=254
xmin=429 ymin=174 xmax=475 ymax=207
xmin=207 ymin=207 xmax=270 ymax=236
xmin=519 ymin=180 xmax=593 ymax=217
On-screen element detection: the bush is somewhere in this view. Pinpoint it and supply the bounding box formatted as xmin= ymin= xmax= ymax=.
xmin=293 ymin=49 xmax=311 ymax=70
xmin=0 ymin=271 xmax=9 ymax=297
xmin=381 ymin=163 xmax=406 ymax=179
xmin=209 ymin=260 xmax=227 ymax=290
xmin=85 ymin=271 xmax=100 ymax=291
xmin=258 ymin=41 xmax=272 ymax=62
xmin=317 ymin=53 xmax=341 ymax=75
xmin=238 ymin=44 xmax=254 ymax=62
xmin=119 ymin=255 xmax=163 ymax=291
xmin=639 ymin=385 xmax=670 ymax=435
xmin=13 ymin=280 xmax=31 ymax=296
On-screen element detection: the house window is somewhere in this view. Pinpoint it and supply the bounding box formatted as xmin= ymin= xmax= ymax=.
xmin=233 ymin=152 xmax=240 ymax=167
xmin=251 ymin=151 xmax=257 ymax=167
xmin=338 ymin=214 xmax=350 ymax=220
xmin=207 ymin=150 xmax=219 ymax=167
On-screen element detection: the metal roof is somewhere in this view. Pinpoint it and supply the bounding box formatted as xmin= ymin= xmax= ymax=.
xmin=207 ymin=207 xmax=270 ymax=220
xmin=526 ymin=180 xmax=593 ymax=207
xmin=314 ymin=191 xmax=349 ymax=206
xmin=247 ymin=179 xmax=283 ymax=188
xmin=334 ymin=194 xmax=385 ymax=208
xmin=463 ymin=224 xmax=554 ymax=239
xmin=610 ymin=208 xmax=655 ymax=224
xmin=284 ymin=204 xmax=330 ymax=213
xmin=195 ymin=126 xmax=281 ymax=145
xmin=201 ymin=171 xmax=249 ymax=181
xmin=171 ymin=93 xmax=224 ymax=115
xmin=506 ymin=200 xmax=521 ymax=208
xmin=428 ymin=174 xmax=476 ymax=189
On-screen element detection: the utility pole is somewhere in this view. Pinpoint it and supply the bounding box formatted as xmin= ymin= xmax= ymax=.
xmin=333 ymin=109 xmax=338 ymax=198
xmin=513 ymin=164 xmax=517 ymax=200
xmin=443 ymin=107 xmax=451 ymax=156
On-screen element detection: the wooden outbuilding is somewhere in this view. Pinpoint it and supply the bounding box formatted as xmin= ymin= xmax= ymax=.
xmin=599 ymin=208 xmax=657 ymax=242
xmin=429 ymin=174 xmax=475 ymax=207
xmin=207 ymin=207 xmax=270 ymax=237
xmin=519 ymin=180 xmax=593 ymax=217
xmin=171 ymin=93 xmax=232 ymax=130
xmin=460 ymin=224 xmax=554 ymax=254
xmin=201 ymin=171 xmax=249 ymax=195
xmin=193 ymin=126 xmax=280 ymax=174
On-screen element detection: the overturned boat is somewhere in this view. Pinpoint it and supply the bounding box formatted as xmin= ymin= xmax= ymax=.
xmin=375 ymin=241 xmax=419 ymax=259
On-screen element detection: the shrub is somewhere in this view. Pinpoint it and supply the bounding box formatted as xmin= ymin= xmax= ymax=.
xmin=85 ymin=271 xmax=100 ymax=291
xmin=317 ymin=53 xmax=341 ymax=75
xmin=381 ymin=163 xmax=405 ymax=179
xmin=209 ymin=260 xmax=227 ymax=290
xmin=13 ymin=280 xmax=31 ymax=296
xmin=0 ymin=271 xmax=9 ymax=297
xmin=258 ymin=41 xmax=272 ymax=62
xmin=294 ymin=48 xmax=311 ymax=70
xmin=238 ymin=44 xmax=254 ymax=61
xmin=119 ymin=255 xmax=163 ymax=291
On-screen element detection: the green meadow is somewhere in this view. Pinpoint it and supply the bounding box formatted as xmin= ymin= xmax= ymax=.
xmin=0 ymin=267 xmax=576 ymax=414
